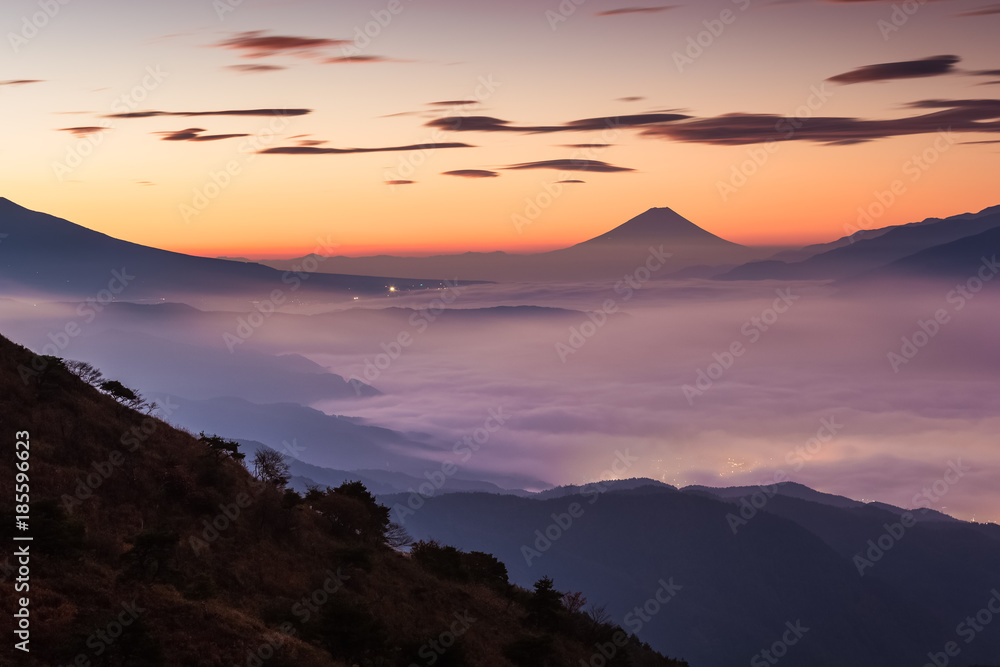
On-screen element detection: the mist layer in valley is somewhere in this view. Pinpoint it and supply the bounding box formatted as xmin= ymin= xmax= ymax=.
xmin=3 ymin=263 xmax=999 ymax=523
xmin=2 ymin=199 xmax=998 ymax=522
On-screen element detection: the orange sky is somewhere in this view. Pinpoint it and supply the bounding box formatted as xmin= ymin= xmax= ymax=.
xmin=2 ymin=0 xmax=998 ymax=257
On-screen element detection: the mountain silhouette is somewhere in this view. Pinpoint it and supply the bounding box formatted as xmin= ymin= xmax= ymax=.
xmin=852 ymin=224 xmax=1000 ymax=283
xmin=0 ymin=197 xmax=465 ymax=301
xmin=246 ymin=206 xmax=771 ymax=282
xmin=571 ymin=206 xmax=743 ymax=248
xmin=719 ymin=206 xmax=1000 ymax=281
xmin=393 ymin=484 xmax=1000 ymax=667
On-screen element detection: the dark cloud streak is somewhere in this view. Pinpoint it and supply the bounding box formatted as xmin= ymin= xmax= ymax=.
xmin=259 ymin=142 xmax=475 ymax=155
xmin=106 ymin=109 xmax=311 ymax=119
xmin=503 ymin=159 xmax=633 ymax=173
xmin=640 ymin=99 xmax=1000 ymax=145
xmin=442 ymin=169 xmax=499 ymax=178
xmin=57 ymin=126 xmax=109 ymax=137
xmin=214 ymin=31 xmax=347 ymax=59
xmin=955 ymin=3 xmax=1000 ymax=16
xmin=596 ymin=6 xmax=676 ymax=16
xmin=323 ymin=55 xmax=400 ymax=64
xmin=827 ymin=55 xmax=961 ymax=84
xmin=225 ymin=64 xmax=287 ymax=73
xmin=425 ymin=112 xmax=688 ymax=134
xmin=156 ymin=128 xmax=250 ymax=142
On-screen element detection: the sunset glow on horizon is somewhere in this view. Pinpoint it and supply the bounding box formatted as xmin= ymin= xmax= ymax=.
xmin=3 ymin=0 xmax=998 ymax=258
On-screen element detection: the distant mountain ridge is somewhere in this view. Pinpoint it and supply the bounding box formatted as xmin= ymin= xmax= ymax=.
xmin=393 ymin=482 xmax=1000 ymax=667
xmin=235 ymin=206 xmax=775 ymax=282
xmin=0 ymin=197 xmax=465 ymax=301
xmin=719 ymin=206 xmax=1000 ymax=282
xmin=852 ymin=224 xmax=1000 ymax=283
xmin=768 ymin=204 xmax=1000 ymax=264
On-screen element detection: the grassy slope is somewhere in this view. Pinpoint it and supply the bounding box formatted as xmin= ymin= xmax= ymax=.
xmin=0 ymin=333 xmax=685 ymax=667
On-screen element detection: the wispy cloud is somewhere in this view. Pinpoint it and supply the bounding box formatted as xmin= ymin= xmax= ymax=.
xmin=106 ymin=108 xmax=311 ymax=119
xmin=503 ymin=159 xmax=634 ymax=172
xmin=425 ymin=112 xmax=688 ymax=134
xmin=155 ymin=128 xmax=250 ymax=142
xmin=971 ymin=68 xmax=1000 ymax=86
xmin=225 ymin=64 xmax=287 ymax=73
xmin=596 ymin=6 xmax=676 ymax=16
xmin=57 ymin=126 xmax=109 ymax=137
xmin=212 ymin=31 xmax=400 ymax=66
xmin=955 ymin=2 xmax=1000 ymax=16
xmin=442 ymin=169 xmax=500 ymax=178
xmin=827 ymin=55 xmax=961 ymax=85
xmin=259 ymin=142 xmax=475 ymax=155
xmin=213 ymin=31 xmax=348 ymax=59
xmin=291 ymin=136 xmax=327 ymax=147
xmin=0 ymin=79 xmax=43 ymax=87
xmin=640 ymin=98 xmax=1000 ymax=145
xmin=323 ymin=55 xmax=403 ymax=64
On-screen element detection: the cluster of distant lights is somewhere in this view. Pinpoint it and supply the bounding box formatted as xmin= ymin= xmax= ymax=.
xmin=350 ymin=282 xmax=447 ymax=302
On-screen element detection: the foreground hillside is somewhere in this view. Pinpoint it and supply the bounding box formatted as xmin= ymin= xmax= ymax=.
xmin=0 ymin=197 xmax=465 ymax=301
xmin=0 ymin=332 xmax=685 ymax=667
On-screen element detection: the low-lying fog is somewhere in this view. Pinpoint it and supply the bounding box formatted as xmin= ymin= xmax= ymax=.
xmin=3 ymin=274 xmax=997 ymax=522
